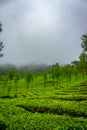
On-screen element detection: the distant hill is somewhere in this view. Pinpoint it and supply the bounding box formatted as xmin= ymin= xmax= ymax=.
xmin=0 ymin=63 xmax=52 ymax=74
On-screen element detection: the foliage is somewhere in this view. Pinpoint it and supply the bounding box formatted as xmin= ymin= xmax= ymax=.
xmin=14 ymin=72 xmax=21 ymax=96
xmin=52 ymin=64 xmax=61 ymax=86
xmin=25 ymin=72 xmax=33 ymax=91
xmin=51 ymin=67 xmax=55 ymax=86
xmin=7 ymin=69 xmax=15 ymax=96
xmin=79 ymin=52 xmax=87 ymax=63
xmin=42 ymin=71 xmax=47 ymax=88
xmin=79 ymin=52 xmax=87 ymax=75
xmin=0 ymin=23 xmax=2 ymax=32
xmin=8 ymin=69 xmax=15 ymax=81
xmin=62 ymin=64 xmax=72 ymax=84
xmin=72 ymin=66 xmax=78 ymax=80
xmin=0 ymin=22 xmax=4 ymax=57
xmin=81 ymin=33 xmax=87 ymax=52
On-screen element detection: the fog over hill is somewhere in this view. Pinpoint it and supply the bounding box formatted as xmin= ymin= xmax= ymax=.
xmin=0 ymin=63 xmax=52 ymax=74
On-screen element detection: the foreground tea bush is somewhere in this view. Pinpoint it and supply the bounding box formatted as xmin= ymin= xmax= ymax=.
xmin=0 ymin=103 xmax=87 ymax=130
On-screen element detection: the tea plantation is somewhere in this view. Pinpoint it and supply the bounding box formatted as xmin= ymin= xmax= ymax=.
xmin=0 ymin=74 xmax=87 ymax=130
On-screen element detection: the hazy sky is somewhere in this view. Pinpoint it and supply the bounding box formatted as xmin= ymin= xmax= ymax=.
xmin=0 ymin=0 xmax=87 ymax=65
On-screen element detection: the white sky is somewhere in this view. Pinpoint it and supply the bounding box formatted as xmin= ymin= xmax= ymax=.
xmin=0 ymin=0 xmax=87 ymax=65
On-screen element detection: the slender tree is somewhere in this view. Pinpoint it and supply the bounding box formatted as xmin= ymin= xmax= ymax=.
xmin=14 ymin=72 xmax=20 ymax=96
xmin=51 ymin=66 xmax=55 ymax=86
xmin=3 ymin=76 xmax=8 ymax=88
xmin=0 ymin=23 xmax=2 ymax=32
xmin=25 ymin=72 xmax=33 ymax=91
xmin=80 ymin=33 xmax=87 ymax=76
xmin=53 ymin=64 xmax=61 ymax=86
xmin=7 ymin=69 xmax=15 ymax=96
xmin=73 ymin=66 xmax=78 ymax=80
xmin=63 ymin=64 xmax=72 ymax=85
xmin=1 ymin=75 xmax=8 ymax=96
xmin=81 ymin=33 xmax=87 ymax=52
xmin=43 ymin=71 xmax=47 ymax=89
xmin=79 ymin=52 xmax=87 ymax=77
xmin=0 ymin=23 xmax=4 ymax=57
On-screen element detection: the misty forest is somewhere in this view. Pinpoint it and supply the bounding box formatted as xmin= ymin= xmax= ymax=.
xmin=0 ymin=1 xmax=87 ymax=130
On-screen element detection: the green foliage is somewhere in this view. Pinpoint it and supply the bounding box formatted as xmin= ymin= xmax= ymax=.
xmin=0 ymin=22 xmax=4 ymax=57
xmin=8 ymin=69 xmax=15 ymax=81
xmin=51 ymin=67 xmax=55 ymax=86
xmin=14 ymin=72 xmax=21 ymax=96
xmin=79 ymin=52 xmax=87 ymax=76
xmin=53 ymin=64 xmax=61 ymax=86
xmin=81 ymin=33 xmax=87 ymax=52
xmin=7 ymin=69 xmax=15 ymax=96
xmin=0 ymin=22 xmax=2 ymax=32
xmin=62 ymin=64 xmax=72 ymax=84
xmin=50 ymin=63 xmax=61 ymax=86
xmin=42 ymin=71 xmax=47 ymax=88
xmin=3 ymin=76 xmax=8 ymax=86
xmin=14 ymin=72 xmax=20 ymax=82
xmin=25 ymin=72 xmax=33 ymax=91
xmin=72 ymin=66 xmax=78 ymax=80
xmin=0 ymin=42 xmax=4 ymax=57
xmin=79 ymin=52 xmax=87 ymax=63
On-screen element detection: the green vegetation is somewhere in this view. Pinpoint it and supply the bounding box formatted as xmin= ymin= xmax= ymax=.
xmin=25 ymin=72 xmax=33 ymax=91
xmin=7 ymin=69 xmax=15 ymax=96
xmin=14 ymin=72 xmax=21 ymax=96
xmin=0 ymin=67 xmax=87 ymax=129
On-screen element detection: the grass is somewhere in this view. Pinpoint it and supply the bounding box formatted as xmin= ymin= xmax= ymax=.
xmin=0 ymin=75 xmax=87 ymax=129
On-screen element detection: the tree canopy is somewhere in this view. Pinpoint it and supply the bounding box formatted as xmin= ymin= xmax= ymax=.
xmin=0 ymin=23 xmax=2 ymax=32
xmin=81 ymin=33 xmax=87 ymax=52
xmin=0 ymin=22 xmax=4 ymax=57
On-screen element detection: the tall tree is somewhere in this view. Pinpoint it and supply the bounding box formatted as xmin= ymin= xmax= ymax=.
xmin=0 ymin=23 xmax=2 ymax=32
xmin=51 ymin=65 xmax=55 ymax=86
xmin=72 ymin=66 xmax=78 ymax=80
xmin=79 ymin=52 xmax=87 ymax=76
xmin=51 ymin=63 xmax=61 ymax=87
xmin=53 ymin=64 xmax=61 ymax=86
xmin=79 ymin=52 xmax=87 ymax=63
xmin=0 ymin=22 xmax=4 ymax=57
xmin=42 ymin=71 xmax=47 ymax=88
xmin=25 ymin=72 xmax=33 ymax=91
xmin=81 ymin=33 xmax=87 ymax=52
xmin=80 ymin=33 xmax=87 ymax=75
xmin=62 ymin=64 xmax=72 ymax=85
xmin=14 ymin=72 xmax=21 ymax=96
xmin=7 ymin=69 xmax=15 ymax=96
